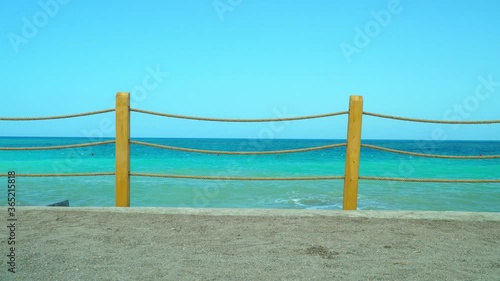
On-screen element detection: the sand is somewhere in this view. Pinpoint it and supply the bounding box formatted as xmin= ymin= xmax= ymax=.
xmin=2 ymin=207 xmax=500 ymax=281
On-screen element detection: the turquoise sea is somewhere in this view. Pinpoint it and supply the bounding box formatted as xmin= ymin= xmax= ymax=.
xmin=1 ymin=137 xmax=499 ymax=211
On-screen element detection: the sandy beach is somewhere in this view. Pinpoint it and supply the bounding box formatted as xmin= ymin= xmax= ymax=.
xmin=2 ymin=207 xmax=500 ymax=281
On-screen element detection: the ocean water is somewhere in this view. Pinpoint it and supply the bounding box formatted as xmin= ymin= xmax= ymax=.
xmin=0 ymin=137 xmax=499 ymax=211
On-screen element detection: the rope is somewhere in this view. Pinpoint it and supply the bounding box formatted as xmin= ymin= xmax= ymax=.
xmin=361 ymin=144 xmax=500 ymax=159
xmin=363 ymin=112 xmax=500 ymax=124
xmin=0 ymin=172 xmax=115 ymax=177
xmin=3 ymin=172 xmax=497 ymax=183
xmin=0 ymin=109 xmax=115 ymax=121
xmin=131 ymin=172 xmax=345 ymax=181
xmin=359 ymin=176 xmax=500 ymax=183
xmin=130 ymin=108 xmax=348 ymax=122
xmin=130 ymin=140 xmax=347 ymax=155
xmin=0 ymin=140 xmax=115 ymax=151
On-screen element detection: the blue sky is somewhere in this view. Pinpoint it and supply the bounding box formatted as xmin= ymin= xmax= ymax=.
xmin=1 ymin=0 xmax=499 ymax=140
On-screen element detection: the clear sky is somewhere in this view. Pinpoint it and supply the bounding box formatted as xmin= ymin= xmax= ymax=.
xmin=1 ymin=0 xmax=499 ymax=140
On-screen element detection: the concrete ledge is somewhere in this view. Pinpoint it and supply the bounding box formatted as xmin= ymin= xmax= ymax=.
xmin=15 ymin=206 xmax=500 ymax=221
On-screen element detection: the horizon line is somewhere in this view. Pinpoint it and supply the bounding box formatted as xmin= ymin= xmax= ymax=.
xmin=0 ymin=136 xmax=499 ymax=142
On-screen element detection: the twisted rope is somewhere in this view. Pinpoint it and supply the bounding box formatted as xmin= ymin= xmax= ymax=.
xmin=0 ymin=140 xmax=115 ymax=151
xmin=361 ymin=144 xmax=500 ymax=159
xmin=131 ymin=172 xmax=344 ymax=181
xmin=130 ymin=140 xmax=347 ymax=155
xmin=359 ymin=176 xmax=500 ymax=183
xmin=0 ymin=109 xmax=115 ymax=121
xmin=0 ymin=172 xmax=115 ymax=177
xmin=130 ymin=108 xmax=348 ymax=122
xmin=363 ymin=112 xmax=500 ymax=124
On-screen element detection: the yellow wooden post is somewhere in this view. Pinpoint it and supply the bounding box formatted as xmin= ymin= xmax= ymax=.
xmin=343 ymin=95 xmax=363 ymax=210
xmin=115 ymin=92 xmax=130 ymax=207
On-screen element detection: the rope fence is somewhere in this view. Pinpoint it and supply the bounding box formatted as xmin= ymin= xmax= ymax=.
xmin=0 ymin=172 xmax=115 ymax=177
xmin=1 ymin=93 xmax=499 ymax=210
xmin=360 ymin=144 xmax=500 ymax=159
xmin=131 ymin=173 xmax=344 ymax=181
xmin=0 ymin=109 xmax=115 ymax=121
xmin=131 ymin=140 xmax=347 ymax=155
xmin=0 ymin=140 xmax=115 ymax=151
xmin=363 ymin=111 xmax=500 ymax=124
xmin=359 ymin=176 xmax=500 ymax=183
xmin=131 ymin=108 xmax=348 ymax=122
